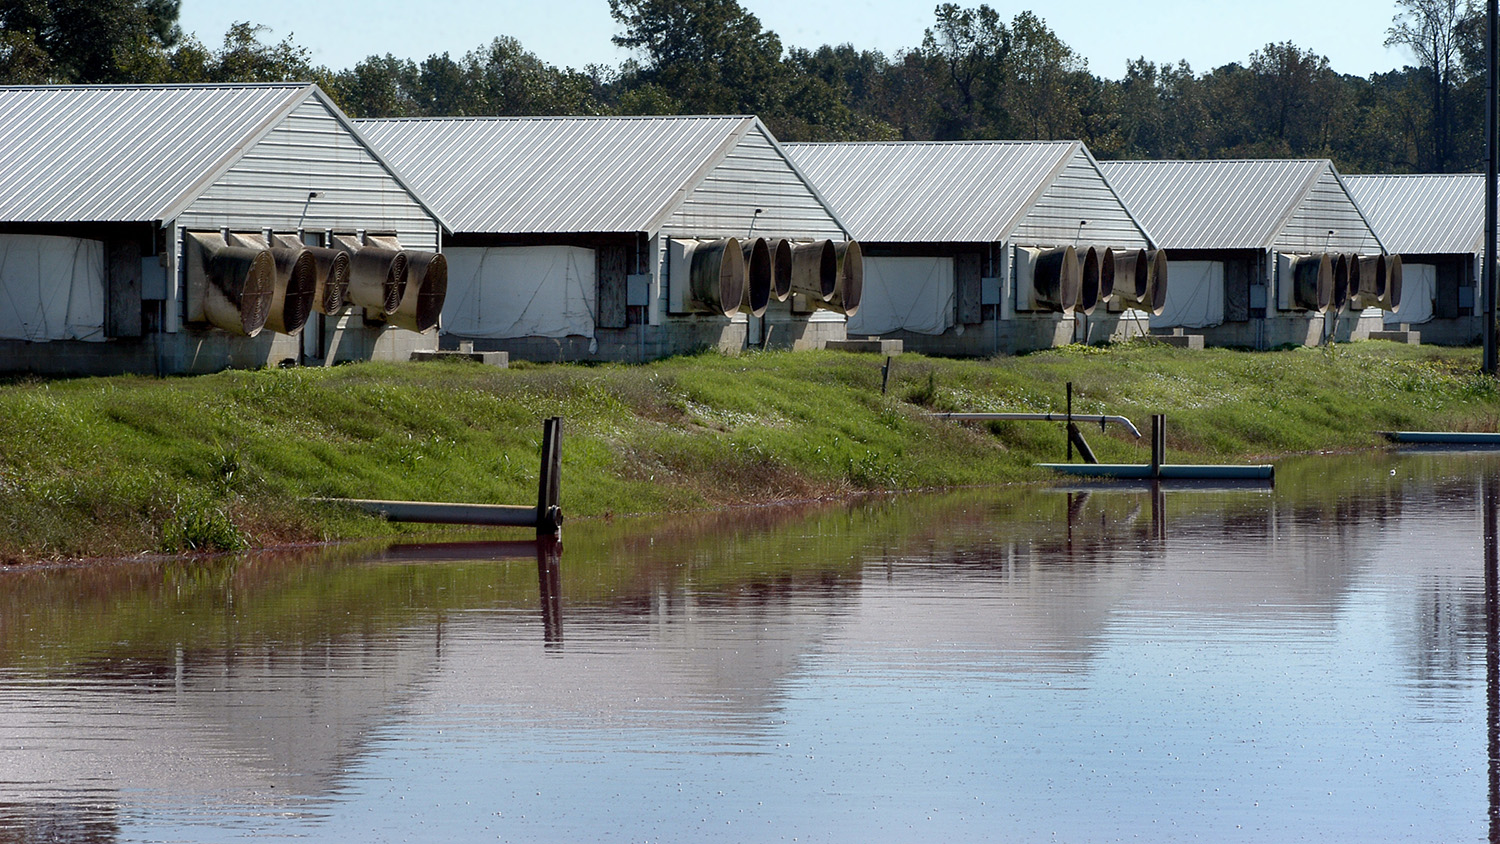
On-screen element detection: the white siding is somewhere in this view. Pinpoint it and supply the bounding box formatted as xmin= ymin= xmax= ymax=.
xmin=662 ymin=126 xmax=845 ymax=241
xmin=1275 ymin=169 xmax=1380 ymax=254
xmin=176 ymin=100 xmax=438 ymax=250
xmin=1010 ymin=150 xmax=1148 ymax=248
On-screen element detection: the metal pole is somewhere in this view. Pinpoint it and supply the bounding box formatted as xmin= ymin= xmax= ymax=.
xmin=536 ymin=417 xmax=563 ymax=537
xmin=1151 ymin=414 xmax=1164 ymax=479
xmin=1485 ymin=0 xmax=1498 ymax=374
xmin=1066 ymin=382 xmax=1074 ymax=462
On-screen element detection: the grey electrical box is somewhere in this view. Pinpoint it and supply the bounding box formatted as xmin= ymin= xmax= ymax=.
xmin=980 ymin=276 xmax=1001 ymax=306
xmin=141 ymin=256 xmax=167 ymax=301
xmin=1249 ymin=284 xmax=1267 ymax=310
xmin=627 ymin=274 xmax=651 ymax=307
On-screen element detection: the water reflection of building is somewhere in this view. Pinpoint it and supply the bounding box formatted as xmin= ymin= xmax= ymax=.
xmin=0 ymin=800 xmax=119 ymax=844
xmin=0 ymin=627 xmax=437 ymax=806
xmin=1 ymin=455 xmax=1496 ymax=841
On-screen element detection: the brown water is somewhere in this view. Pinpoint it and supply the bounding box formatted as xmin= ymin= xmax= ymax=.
xmin=0 ymin=452 xmax=1494 ymax=843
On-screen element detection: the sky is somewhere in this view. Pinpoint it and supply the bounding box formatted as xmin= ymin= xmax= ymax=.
xmin=177 ymin=0 xmax=1413 ymax=80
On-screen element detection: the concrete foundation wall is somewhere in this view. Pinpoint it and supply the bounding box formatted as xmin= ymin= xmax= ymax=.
xmin=761 ymin=314 xmax=848 ymax=352
xmin=0 ymin=312 xmax=436 ymax=377
xmin=318 ymin=312 xmax=437 ymax=366
xmin=847 ymin=312 xmax=1149 ymax=358
xmin=0 ymin=337 xmax=162 ymax=377
xmin=1391 ymin=316 xmax=1480 ymax=346
xmin=1188 ymin=311 xmax=1387 ymax=349
xmin=443 ymin=313 xmax=850 ymax=363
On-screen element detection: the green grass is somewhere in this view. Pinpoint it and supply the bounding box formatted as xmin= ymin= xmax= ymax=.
xmin=1 ymin=339 xmax=1496 ymax=563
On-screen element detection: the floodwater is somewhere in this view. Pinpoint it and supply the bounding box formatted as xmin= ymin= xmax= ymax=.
xmin=0 ymin=454 xmax=1497 ymax=843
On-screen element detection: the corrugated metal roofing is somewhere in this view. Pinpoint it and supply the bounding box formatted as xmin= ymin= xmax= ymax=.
xmin=0 ymin=83 xmax=315 ymax=223
xmin=356 ymin=115 xmax=778 ymax=235
xmin=1098 ymin=159 xmax=1332 ymax=250
xmin=784 ymin=141 xmax=1080 ymax=243
xmin=1342 ymin=174 xmax=1482 ymax=255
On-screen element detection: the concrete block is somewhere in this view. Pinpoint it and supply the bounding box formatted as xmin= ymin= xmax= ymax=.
xmin=410 ymin=350 xmax=509 ymax=366
xmin=1154 ymin=333 xmax=1205 ymax=350
xmin=1368 ymin=330 xmax=1420 ymax=344
xmin=824 ymin=338 xmax=904 ymax=355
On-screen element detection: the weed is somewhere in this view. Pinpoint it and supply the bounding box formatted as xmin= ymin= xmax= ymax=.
xmin=905 ymin=371 xmax=939 ymax=407
xmin=161 ymin=496 xmax=246 ymax=553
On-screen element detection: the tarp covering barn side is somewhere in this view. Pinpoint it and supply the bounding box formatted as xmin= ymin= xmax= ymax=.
xmin=1150 ymin=261 xmax=1223 ymax=329
xmin=443 ymin=246 xmax=597 ymax=339
xmin=847 ymin=257 xmax=955 ymax=335
xmin=1388 ymin=263 xmax=1435 ymax=325
xmin=0 ymin=234 xmax=105 ymax=342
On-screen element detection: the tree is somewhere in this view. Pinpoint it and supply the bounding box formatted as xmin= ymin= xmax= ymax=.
xmin=0 ymin=28 xmax=51 ymax=83
xmin=207 ymin=22 xmax=311 ymax=82
xmin=412 ymin=53 xmax=476 ymax=116
xmin=1386 ymin=0 xmax=1477 ymax=170
xmin=609 ymin=0 xmax=786 ymax=115
xmin=780 ymin=45 xmax=900 ymax=141
xmin=1004 ymin=11 xmax=1088 ymax=140
xmin=163 ymin=23 xmax=312 ymax=85
xmin=1247 ymin=41 xmax=1341 ymax=155
xmin=465 ymin=36 xmax=600 ymax=115
xmin=1113 ymin=59 xmax=1165 ymax=158
xmin=326 ymin=54 xmax=418 ymax=118
xmin=919 ymin=3 xmax=1010 ymax=138
xmin=877 ymin=49 xmax=949 ymax=139
xmin=0 ymin=0 xmax=182 ymax=83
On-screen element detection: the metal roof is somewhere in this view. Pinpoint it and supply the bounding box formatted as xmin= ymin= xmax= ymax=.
xmin=1342 ymin=174 xmax=1483 ymax=255
xmin=356 ymin=115 xmax=788 ymax=235
xmin=783 ymin=141 xmax=1080 ymax=243
xmin=1098 ymin=159 xmax=1332 ymax=250
xmin=0 ymin=83 xmax=317 ymax=223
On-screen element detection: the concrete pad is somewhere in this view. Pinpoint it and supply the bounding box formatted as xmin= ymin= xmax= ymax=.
xmin=824 ymin=339 xmax=904 ymax=354
xmin=410 ymin=350 xmax=510 ymax=366
xmin=1368 ymin=330 xmax=1420 ymax=344
xmin=1153 ymin=334 xmax=1204 ymax=349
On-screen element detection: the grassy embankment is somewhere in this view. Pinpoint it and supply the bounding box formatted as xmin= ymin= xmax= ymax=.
xmin=0 ymin=340 xmax=1497 ymax=564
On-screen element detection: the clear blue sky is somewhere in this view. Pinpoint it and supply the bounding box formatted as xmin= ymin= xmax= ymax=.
xmin=178 ymin=0 xmax=1411 ymax=80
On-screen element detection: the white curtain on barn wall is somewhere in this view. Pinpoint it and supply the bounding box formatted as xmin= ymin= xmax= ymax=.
xmin=847 ymin=256 xmax=955 ymax=335
xmin=0 ymin=234 xmax=105 ymax=342
xmin=1387 ymin=262 xmax=1435 ymax=325
xmin=443 ymin=246 xmax=596 ymax=338
xmin=1150 ymin=260 xmax=1223 ymax=329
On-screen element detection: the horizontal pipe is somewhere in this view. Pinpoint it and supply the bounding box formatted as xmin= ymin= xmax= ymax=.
xmin=932 ymin=412 xmax=1142 ymax=438
xmin=313 ymin=497 xmax=554 ymax=527
xmin=1036 ymin=463 xmax=1274 ymax=480
xmin=1381 ymin=431 xmax=1500 ymax=445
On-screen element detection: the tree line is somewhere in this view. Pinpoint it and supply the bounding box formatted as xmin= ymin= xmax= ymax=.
xmin=0 ymin=0 xmax=1481 ymax=174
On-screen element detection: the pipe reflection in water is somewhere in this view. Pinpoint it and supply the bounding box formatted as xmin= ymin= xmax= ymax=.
xmin=1065 ymin=491 xmax=1090 ymax=539
xmin=537 ymin=537 xmax=563 ymax=650
xmin=1152 ymin=480 xmax=1166 ymax=541
xmin=381 ymin=537 xmax=565 ymax=648
xmin=1487 ymin=471 xmax=1499 ymax=841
